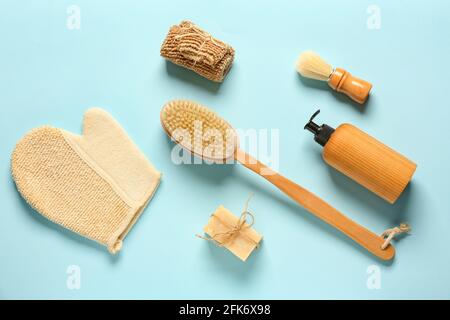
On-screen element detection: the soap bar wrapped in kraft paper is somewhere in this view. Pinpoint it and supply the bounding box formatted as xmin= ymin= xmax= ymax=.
xmin=199 ymin=205 xmax=262 ymax=262
xmin=160 ymin=21 xmax=235 ymax=82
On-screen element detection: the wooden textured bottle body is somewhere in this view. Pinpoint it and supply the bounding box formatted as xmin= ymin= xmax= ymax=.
xmin=323 ymin=124 xmax=417 ymax=204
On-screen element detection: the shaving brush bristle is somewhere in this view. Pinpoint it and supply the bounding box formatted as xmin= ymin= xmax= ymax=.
xmin=296 ymin=51 xmax=333 ymax=81
xmin=160 ymin=100 xmax=238 ymax=161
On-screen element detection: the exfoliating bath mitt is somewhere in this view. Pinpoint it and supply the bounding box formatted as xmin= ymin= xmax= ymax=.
xmin=11 ymin=108 xmax=161 ymax=254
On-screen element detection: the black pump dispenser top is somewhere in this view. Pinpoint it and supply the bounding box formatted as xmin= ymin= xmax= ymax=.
xmin=304 ymin=110 xmax=335 ymax=147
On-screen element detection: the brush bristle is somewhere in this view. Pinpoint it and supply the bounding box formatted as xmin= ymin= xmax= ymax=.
xmin=160 ymin=100 xmax=238 ymax=161
xmin=296 ymin=51 xmax=333 ymax=81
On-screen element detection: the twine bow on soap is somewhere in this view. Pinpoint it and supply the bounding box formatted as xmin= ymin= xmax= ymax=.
xmin=196 ymin=194 xmax=257 ymax=247
xmin=380 ymin=223 xmax=411 ymax=250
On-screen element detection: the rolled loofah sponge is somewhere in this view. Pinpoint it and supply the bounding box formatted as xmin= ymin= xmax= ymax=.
xmin=11 ymin=108 xmax=161 ymax=254
xmin=160 ymin=21 xmax=235 ymax=82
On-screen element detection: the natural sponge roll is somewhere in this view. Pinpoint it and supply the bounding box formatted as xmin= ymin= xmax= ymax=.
xmin=160 ymin=21 xmax=235 ymax=82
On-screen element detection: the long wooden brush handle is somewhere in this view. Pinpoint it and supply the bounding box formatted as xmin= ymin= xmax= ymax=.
xmin=234 ymin=149 xmax=394 ymax=260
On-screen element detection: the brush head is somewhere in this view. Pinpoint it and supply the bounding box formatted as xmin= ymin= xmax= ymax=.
xmin=296 ymin=51 xmax=333 ymax=81
xmin=160 ymin=100 xmax=239 ymax=161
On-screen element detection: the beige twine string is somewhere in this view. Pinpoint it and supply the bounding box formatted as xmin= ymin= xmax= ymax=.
xmin=174 ymin=22 xmax=228 ymax=67
xmin=380 ymin=223 xmax=411 ymax=250
xmin=196 ymin=193 xmax=258 ymax=247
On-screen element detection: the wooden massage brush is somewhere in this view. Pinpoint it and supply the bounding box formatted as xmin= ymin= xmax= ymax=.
xmin=160 ymin=100 xmax=395 ymax=260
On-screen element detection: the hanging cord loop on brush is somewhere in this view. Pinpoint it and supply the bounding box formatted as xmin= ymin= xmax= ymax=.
xmin=380 ymin=223 xmax=411 ymax=250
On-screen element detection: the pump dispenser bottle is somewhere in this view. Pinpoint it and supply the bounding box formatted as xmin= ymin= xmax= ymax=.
xmin=304 ymin=110 xmax=417 ymax=204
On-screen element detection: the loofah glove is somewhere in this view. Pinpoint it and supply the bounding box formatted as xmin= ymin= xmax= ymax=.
xmin=11 ymin=108 xmax=161 ymax=254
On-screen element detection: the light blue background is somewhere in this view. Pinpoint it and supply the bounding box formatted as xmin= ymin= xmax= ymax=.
xmin=1 ymin=0 xmax=449 ymax=299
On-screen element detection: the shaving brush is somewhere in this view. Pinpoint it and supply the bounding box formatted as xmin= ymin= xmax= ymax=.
xmin=296 ymin=51 xmax=373 ymax=104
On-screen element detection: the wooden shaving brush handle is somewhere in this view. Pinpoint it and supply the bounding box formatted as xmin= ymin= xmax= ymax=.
xmin=328 ymin=68 xmax=372 ymax=104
